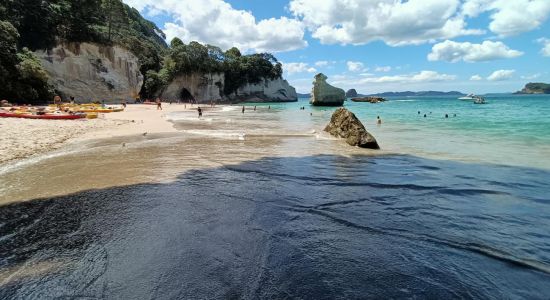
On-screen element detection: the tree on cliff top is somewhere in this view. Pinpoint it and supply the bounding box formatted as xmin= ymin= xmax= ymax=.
xmin=145 ymin=39 xmax=284 ymax=97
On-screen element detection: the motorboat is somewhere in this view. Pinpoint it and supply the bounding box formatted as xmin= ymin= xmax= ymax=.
xmin=458 ymin=93 xmax=477 ymax=100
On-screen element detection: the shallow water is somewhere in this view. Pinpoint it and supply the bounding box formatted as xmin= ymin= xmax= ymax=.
xmin=1 ymin=96 xmax=550 ymax=298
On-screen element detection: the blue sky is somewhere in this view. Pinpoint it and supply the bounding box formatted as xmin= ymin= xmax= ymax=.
xmin=125 ymin=0 xmax=550 ymax=94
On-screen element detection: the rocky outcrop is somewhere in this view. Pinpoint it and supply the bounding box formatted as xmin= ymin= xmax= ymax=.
xmin=346 ymin=89 xmax=358 ymax=98
xmin=160 ymin=74 xmax=297 ymax=103
xmin=231 ymin=78 xmax=297 ymax=102
xmin=35 ymin=43 xmax=143 ymax=103
xmin=325 ymin=108 xmax=380 ymax=149
xmin=351 ymin=96 xmax=386 ymax=103
xmin=310 ymin=73 xmax=345 ymax=106
xmin=161 ymin=73 xmax=225 ymax=102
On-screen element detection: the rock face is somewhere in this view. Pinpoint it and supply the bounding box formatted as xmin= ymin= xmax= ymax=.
xmin=310 ymin=73 xmax=345 ymax=106
xmin=324 ymin=108 xmax=380 ymax=149
xmin=232 ymin=78 xmax=297 ymax=102
xmin=161 ymin=74 xmax=297 ymax=103
xmin=161 ymin=73 xmax=225 ymax=102
xmin=346 ymin=89 xmax=358 ymax=98
xmin=35 ymin=43 xmax=143 ymax=103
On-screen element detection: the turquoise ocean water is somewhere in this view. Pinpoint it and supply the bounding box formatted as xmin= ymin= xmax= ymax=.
xmin=255 ymin=94 xmax=550 ymax=169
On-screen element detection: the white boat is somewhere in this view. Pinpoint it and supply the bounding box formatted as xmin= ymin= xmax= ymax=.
xmin=458 ymin=93 xmax=477 ymax=100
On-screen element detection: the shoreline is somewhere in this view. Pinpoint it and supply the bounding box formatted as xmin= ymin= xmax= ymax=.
xmin=0 ymin=103 xmax=193 ymax=166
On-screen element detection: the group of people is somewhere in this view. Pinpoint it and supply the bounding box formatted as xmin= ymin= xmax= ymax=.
xmin=418 ymin=111 xmax=457 ymax=118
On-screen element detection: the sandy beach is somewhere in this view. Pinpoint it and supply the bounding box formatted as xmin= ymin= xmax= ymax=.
xmin=0 ymin=104 xmax=185 ymax=165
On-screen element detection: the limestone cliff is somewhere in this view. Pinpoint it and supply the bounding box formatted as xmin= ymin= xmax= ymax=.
xmin=160 ymin=74 xmax=297 ymax=103
xmin=310 ymin=73 xmax=345 ymax=106
xmin=35 ymin=43 xmax=143 ymax=102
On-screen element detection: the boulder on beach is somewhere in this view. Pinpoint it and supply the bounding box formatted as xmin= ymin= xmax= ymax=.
xmin=310 ymin=73 xmax=345 ymax=106
xmin=324 ymin=108 xmax=380 ymax=149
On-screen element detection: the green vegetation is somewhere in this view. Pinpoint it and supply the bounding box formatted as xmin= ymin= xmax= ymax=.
xmin=0 ymin=21 xmax=53 ymax=101
xmin=0 ymin=0 xmax=283 ymax=102
xmin=0 ymin=0 xmax=167 ymax=102
xmin=145 ymin=39 xmax=283 ymax=97
xmin=519 ymin=83 xmax=550 ymax=94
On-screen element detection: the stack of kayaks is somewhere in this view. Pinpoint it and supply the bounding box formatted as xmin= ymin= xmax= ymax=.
xmin=0 ymin=102 xmax=124 ymax=120
xmin=0 ymin=110 xmax=85 ymax=120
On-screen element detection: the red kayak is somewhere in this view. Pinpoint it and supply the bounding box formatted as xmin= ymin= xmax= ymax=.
xmin=0 ymin=112 xmax=85 ymax=120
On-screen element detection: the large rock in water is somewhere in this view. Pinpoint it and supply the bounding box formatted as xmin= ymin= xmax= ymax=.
xmin=310 ymin=73 xmax=345 ymax=106
xmin=324 ymin=108 xmax=380 ymax=149
xmin=35 ymin=43 xmax=143 ymax=103
xmin=346 ymin=89 xmax=358 ymax=98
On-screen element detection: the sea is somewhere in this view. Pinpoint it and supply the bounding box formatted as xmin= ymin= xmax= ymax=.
xmin=1 ymin=94 xmax=549 ymax=299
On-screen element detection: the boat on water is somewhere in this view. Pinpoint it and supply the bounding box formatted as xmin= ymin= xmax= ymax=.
xmin=473 ymin=96 xmax=486 ymax=104
xmin=458 ymin=93 xmax=477 ymax=100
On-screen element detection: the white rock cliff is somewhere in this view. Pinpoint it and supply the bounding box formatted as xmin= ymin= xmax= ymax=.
xmin=34 ymin=43 xmax=296 ymax=103
xmin=161 ymin=74 xmax=297 ymax=103
xmin=35 ymin=43 xmax=143 ymax=102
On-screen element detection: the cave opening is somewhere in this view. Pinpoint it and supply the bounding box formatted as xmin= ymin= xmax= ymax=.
xmin=180 ymin=88 xmax=195 ymax=103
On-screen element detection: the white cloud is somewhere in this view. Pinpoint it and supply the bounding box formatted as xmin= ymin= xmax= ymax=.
xmin=487 ymin=69 xmax=515 ymax=81
xmin=354 ymin=71 xmax=456 ymax=84
xmin=289 ymin=0 xmax=483 ymax=46
xmin=462 ymin=0 xmax=550 ymax=37
xmin=314 ymin=61 xmax=329 ymax=67
xmin=284 ymin=62 xmax=317 ymax=74
xmin=470 ymin=75 xmax=483 ymax=81
xmin=347 ymin=61 xmax=365 ymax=72
xmin=375 ymin=66 xmax=392 ymax=72
xmin=521 ymin=73 xmax=541 ymax=80
xmin=428 ymin=40 xmax=523 ymax=62
xmin=123 ymin=0 xmax=307 ymax=52
xmin=538 ymin=38 xmax=550 ymax=57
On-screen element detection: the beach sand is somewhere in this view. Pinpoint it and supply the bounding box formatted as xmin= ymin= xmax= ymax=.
xmin=0 ymin=104 xmax=185 ymax=164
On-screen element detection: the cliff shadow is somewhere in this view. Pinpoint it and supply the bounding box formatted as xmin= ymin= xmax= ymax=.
xmin=1 ymin=154 xmax=550 ymax=299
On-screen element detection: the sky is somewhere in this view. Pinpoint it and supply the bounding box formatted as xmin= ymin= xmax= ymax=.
xmin=123 ymin=0 xmax=550 ymax=94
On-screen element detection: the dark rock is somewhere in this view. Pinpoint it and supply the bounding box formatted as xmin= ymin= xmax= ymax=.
xmin=324 ymin=108 xmax=380 ymax=149
xmin=346 ymin=89 xmax=358 ymax=98
xmin=351 ymin=96 xmax=386 ymax=103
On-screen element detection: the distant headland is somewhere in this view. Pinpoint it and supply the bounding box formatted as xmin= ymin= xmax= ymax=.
xmin=515 ymin=83 xmax=550 ymax=94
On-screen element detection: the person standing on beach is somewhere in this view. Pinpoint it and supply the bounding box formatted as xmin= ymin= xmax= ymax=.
xmin=377 ymin=116 xmax=382 ymax=125
xmin=198 ymin=107 xmax=203 ymax=118
xmin=242 ymin=106 xmax=245 ymax=114
xmin=156 ymin=98 xmax=162 ymax=110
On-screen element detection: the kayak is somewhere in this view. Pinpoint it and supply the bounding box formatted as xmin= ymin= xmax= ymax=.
xmin=76 ymin=108 xmax=116 ymax=113
xmin=86 ymin=113 xmax=99 ymax=119
xmin=0 ymin=112 xmax=85 ymax=120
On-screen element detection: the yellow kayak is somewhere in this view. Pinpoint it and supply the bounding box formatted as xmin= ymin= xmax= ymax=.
xmin=86 ymin=113 xmax=99 ymax=119
xmin=77 ymin=108 xmax=116 ymax=113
